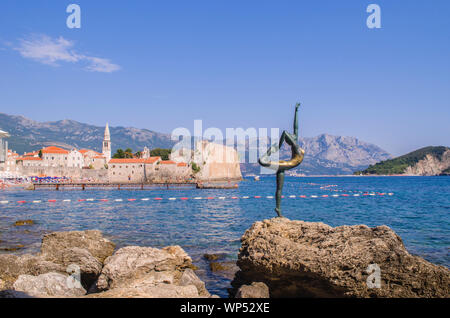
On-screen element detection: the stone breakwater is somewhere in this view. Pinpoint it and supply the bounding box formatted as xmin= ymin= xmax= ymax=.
xmin=230 ymin=218 xmax=450 ymax=298
xmin=0 ymin=230 xmax=215 ymax=298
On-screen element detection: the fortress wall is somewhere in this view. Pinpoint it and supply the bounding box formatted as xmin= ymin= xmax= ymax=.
xmin=18 ymin=166 xmax=108 ymax=181
xmin=108 ymin=165 xmax=145 ymax=183
xmin=206 ymin=162 xmax=242 ymax=180
xmin=81 ymin=169 xmax=109 ymax=182
xmin=195 ymin=141 xmax=242 ymax=181
xmin=18 ymin=166 xmax=83 ymax=179
xmin=147 ymin=164 xmax=190 ymax=182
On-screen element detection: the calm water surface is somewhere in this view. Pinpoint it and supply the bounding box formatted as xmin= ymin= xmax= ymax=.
xmin=0 ymin=176 xmax=449 ymax=297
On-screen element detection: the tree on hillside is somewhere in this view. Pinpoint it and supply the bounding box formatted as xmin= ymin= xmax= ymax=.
xmin=38 ymin=150 xmax=43 ymax=158
xmin=150 ymin=148 xmax=172 ymax=160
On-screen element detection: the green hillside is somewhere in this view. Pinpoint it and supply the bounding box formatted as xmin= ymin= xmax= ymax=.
xmin=354 ymin=146 xmax=450 ymax=175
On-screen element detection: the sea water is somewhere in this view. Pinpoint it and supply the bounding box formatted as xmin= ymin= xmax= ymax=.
xmin=0 ymin=176 xmax=449 ymax=297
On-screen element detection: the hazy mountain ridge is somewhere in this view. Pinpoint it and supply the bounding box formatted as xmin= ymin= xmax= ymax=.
xmin=0 ymin=113 xmax=391 ymax=175
xmin=238 ymin=134 xmax=392 ymax=175
xmin=0 ymin=113 xmax=174 ymax=154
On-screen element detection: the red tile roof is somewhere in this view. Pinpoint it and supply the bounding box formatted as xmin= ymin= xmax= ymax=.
xmin=160 ymin=160 xmax=176 ymax=165
xmin=41 ymin=146 xmax=69 ymax=154
xmin=79 ymin=149 xmax=102 ymax=156
xmin=176 ymin=162 xmax=188 ymax=167
xmin=24 ymin=152 xmax=38 ymax=157
xmin=145 ymin=157 xmax=161 ymax=164
xmin=108 ymin=157 xmax=161 ymax=164
xmin=17 ymin=157 xmax=42 ymax=161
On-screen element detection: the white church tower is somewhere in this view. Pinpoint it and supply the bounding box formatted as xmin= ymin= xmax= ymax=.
xmin=102 ymin=123 xmax=111 ymax=160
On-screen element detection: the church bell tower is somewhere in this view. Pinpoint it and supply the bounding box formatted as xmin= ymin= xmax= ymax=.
xmin=102 ymin=123 xmax=111 ymax=160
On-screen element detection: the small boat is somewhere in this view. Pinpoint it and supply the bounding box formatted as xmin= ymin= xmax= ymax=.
xmin=254 ymin=176 xmax=260 ymax=181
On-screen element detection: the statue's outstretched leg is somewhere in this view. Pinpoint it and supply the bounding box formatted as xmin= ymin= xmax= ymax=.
xmin=275 ymin=170 xmax=285 ymax=217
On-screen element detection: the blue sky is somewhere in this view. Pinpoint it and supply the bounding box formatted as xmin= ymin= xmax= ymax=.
xmin=0 ymin=0 xmax=449 ymax=156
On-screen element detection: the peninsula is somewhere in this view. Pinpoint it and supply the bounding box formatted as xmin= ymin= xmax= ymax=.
xmin=354 ymin=146 xmax=450 ymax=176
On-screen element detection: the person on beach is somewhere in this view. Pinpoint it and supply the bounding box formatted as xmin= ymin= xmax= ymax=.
xmin=258 ymin=103 xmax=305 ymax=217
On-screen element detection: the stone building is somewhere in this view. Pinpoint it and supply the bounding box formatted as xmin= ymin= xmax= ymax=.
xmin=38 ymin=146 xmax=83 ymax=168
xmin=19 ymin=157 xmax=43 ymax=167
xmin=67 ymin=149 xmax=84 ymax=168
xmin=13 ymin=124 xmax=111 ymax=177
xmin=40 ymin=146 xmax=69 ymax=167
xmin=79 ymin=149 xmax=106 ymax=168
xmin=92 ymin=155 xmax=107 ymax=170
xmin=1 ymin=149 xmax=19 ymax=173
xmin=108 ymin=157 xmax=161 ymax=183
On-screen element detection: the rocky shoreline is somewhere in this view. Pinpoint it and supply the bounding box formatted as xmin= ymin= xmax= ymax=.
xmin=0 ymin=230 xmax=216 ymax=298
xmin=1 ymin=219 xmax=449 ymax=298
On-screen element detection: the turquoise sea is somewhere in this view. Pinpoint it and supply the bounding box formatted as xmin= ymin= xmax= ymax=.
xmin=0 ymin=176 xmax=449 ymax=297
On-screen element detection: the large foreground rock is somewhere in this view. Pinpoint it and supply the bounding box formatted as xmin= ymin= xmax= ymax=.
xmin=40 ymin=230 xmax=115 ymax=263
xmin=0 ymin=254 xmax=64 ymax=290
xmin=39 ymin=230 xmax=115 ymax=289
xmin=231 ymin=218 xmax=450 ymax=298
xmin=1 ymin=230 xmax=212 ymax=298
xmin=96 ymin=245 xmax=209 ymax=297
xmin=85 ymin=285 xmax=200 ymax=298
xmin=13 ymin=272 xmax=86 ymax=297
xmin=1 ymin=230 xmax=115 ymax=295
xmin=236 ymin=282 xmax=269 ymax=298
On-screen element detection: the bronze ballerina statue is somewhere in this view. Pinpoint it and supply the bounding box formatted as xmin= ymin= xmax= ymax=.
xmin=258 ymin=103 xmax=305 ymax=217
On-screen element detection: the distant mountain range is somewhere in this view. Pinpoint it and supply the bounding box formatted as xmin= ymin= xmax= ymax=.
xmin=240 ymin=134 xmax=392 ymax=176
xmin=0 ymin=113 xmax=174 ymax=155
xmin=0 ymin=113 xmax=392 ymax=175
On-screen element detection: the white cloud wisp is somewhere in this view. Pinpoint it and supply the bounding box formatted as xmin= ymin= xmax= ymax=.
xmin=14 ymin=34 xmax=120 ymax=73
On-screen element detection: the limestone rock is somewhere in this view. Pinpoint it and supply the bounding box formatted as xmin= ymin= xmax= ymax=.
xmin=404 ymin=149 xmax=450 ymax=176
xmin=235 ymin=282 xmax=269 ymax=298
xmin=231 ymin=217 xmax=450 ymax=298
xmin=179 ymin=269 xmax=210 ymax=297
xmin=85 ymin=284 xmax=199 ymax=298
xmin=187 ymin=140 xmax=242 ymax=181
xmin=40 ymin=230 xmax=115 ymax=263
xmin=42 ymin=247 xmax=102 ymax=289
xmin=96 ymin=245 xmax=192 ymax=291
xmin=0 ymin=254 xmax=64 ymax=289
xmin=13 ymin=272 xmax=86 ymax=297
xmin=1 ymin=230 xmax=212 ymax=299
xmin=39 ymin=230 xmax=113 ymax=289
